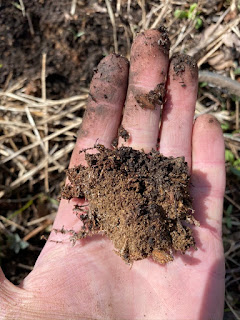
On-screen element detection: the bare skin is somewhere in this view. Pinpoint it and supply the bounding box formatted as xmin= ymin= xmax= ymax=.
xmin=0 ymin=30 xmax=225 ymax=320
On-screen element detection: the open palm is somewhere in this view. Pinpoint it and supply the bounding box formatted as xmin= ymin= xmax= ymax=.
xmin=0 ymin=29 xmax=225 ymax=320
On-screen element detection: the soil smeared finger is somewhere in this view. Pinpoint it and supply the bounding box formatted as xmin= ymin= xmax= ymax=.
xmin=120 ymin=28 xmax=170 ymax=151
xmin=77 ymin=54 xmax=129 ymax=143
xmin=171 ymin=53 xmax=198 ymax=88
xmin=62 ymin=145 xmax=199 ymax=264
xmin=172 ymin=53 xmax=197 ymax=77
xmin=135 ymin=83 xmax=166 ymax=110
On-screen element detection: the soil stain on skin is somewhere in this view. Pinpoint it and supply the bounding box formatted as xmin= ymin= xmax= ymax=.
xmin=172 ymin=53 xmax=197 ymax=76
xmin=62 ymin=145 xmax=199 ymax=264
xmin=135 ymin=83 xmax=166 ymax=110
xmin=171 ymin=53 xmax=198 ymax=87
xmin=157 ymin=25 xmax=171 ymax=55
xmin=118 ymin=125 xmax=130 ymax=142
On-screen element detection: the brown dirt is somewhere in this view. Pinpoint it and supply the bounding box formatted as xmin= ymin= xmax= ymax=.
xmin=135 ymin=83 xmax=166 ymax=110
xmin=0 ymin=1 xmax=136 ymax=98
xmin=62 ymin=145 xmax=199 ymax=264
xmin=156 ymin=25 xmax=171 ymax=55
xmin=171 ymin=53 xmax=198 ymax=87
xmin=118 ymin=125 xmax=130 ymax=142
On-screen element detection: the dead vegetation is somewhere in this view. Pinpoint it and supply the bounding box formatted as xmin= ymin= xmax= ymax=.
xmin=0 ymin=0 xmax=240 ymax=318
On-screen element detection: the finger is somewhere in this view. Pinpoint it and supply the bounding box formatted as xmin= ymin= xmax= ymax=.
xmin=53 ymin=54 xmax=129 ymax=231
xmin=70 ymin=53 xmax=129 ymax=167
xmin=191 ymin=114 xmax=225 ymax=233
xmin=159 ymin=54 xmax=198 ymax=167
xmin=119 ymin=28 xmax=170 ymax=152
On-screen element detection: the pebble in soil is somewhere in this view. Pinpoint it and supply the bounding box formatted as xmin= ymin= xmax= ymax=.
xmin=61 ymin=145 xmax=199 ymax=264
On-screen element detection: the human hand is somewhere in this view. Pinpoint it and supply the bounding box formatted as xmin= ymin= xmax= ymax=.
xmin=0 ymin=29 xmax=225 ymax=320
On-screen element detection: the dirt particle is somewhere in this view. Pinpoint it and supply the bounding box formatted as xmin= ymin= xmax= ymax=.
xmin=152 ymin=249 xmax=173 ymax=264
xmin=111 ymin=138 xmax=118 ymax=148
xmin=135 ymin=83 xmax=166 ymax=110
xmin=157 ymin=26 xmax=171 ymax=54
xmin=118 ymin=125 xmax=130 ymax=141
xmin=172 ymin=53 xmax=197 ymax=77
xmin=62 ymin=146 xmax=199 ymax=264
xmin=208 ymin=118 xmax=214 ymax=123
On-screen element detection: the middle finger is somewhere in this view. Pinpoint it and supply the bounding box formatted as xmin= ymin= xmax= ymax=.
xmin=119 ymin=28 xmax=170 ymax=152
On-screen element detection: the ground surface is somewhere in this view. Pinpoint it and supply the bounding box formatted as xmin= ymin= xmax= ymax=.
xmin=0 ymin=1 xmax=240 ymax=318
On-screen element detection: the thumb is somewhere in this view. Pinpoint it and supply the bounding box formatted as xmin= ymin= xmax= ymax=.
xmin=0 ymin=267 xmax=26 ymax=317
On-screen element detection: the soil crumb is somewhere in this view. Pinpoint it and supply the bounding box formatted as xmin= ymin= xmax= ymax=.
xmin=172 ymin=53 xmax=197 ymax=77
xmin=118 ymin=125 xmax=130 ymax=141
xmin=62 ymin=145 xmax=199 ymax=264
xmin=135 ymin=83 xmax=166 ymax=110
xmin=157 ymin=26 xmax=171 ymax=55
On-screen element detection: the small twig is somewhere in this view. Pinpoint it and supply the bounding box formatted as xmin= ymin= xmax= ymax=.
xmin=23 ymin=219 xmax=52 ymax=242
xmin=141 ymin=0 xmax=146 ymax=29
xmin=19 ymin=0 xmax=25 ymax=16
xmin=26 ymin=12 xmax=34 ymax=35
xmin=27 ymin=214 xmax=53 ymax=227
xmin=150 ymin=0 xmax=170 ymax=29
xmin=0 ymin=215 xmax=26 ymax=232
xmin=224 ymin=194 xmax=240 ymax=212
xmin=70 ymin=0 xmax=77 ymax=15
xmin=17 ymin=263 xmax=34 ymax=271
xmin=0 ymin=91 xmax=88 ymax=107
xmin=116 ymin=0 xmax=121 ymax=14
xmin=41 ymin=53 xmax=49 ymax=193
xmin=143 ymin=4 xmax=160 ymax=29
xmin=198 ymin=71 xmax=240 ymax=96
xmin=127 ymin=0 xmax=131 ymax=15
xmin=105 ymin=0 xmax=118 ymax=53
xmin=197 ymin=40 xmax=223 ymax=67
xmin=25 ymin=106 xmax=46 ymax=153
xmin=41 ymin=53 xmax=47 ymax=102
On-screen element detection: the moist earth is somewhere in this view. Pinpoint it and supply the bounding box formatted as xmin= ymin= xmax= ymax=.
xmin=62 ymin=145 xmax=199 ymax=264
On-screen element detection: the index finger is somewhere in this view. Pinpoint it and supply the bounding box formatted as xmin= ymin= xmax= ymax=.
xmin=54 ymin=54 xmax=129 ymax=231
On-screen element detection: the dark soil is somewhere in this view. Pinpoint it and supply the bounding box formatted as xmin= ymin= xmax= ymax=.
xmin=118 ymin=125 xmax=130 ymax=142
xmin=62 ymin=145 xmax=199 ymax=264
xmin=0 ymin=0 xmax=142 ymax=98
xmin=171 ymin=53 xmax=198 ymax=87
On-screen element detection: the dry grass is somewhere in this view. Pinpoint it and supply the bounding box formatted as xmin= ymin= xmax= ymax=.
xmin=0 ymin=0 xmax=240 ymax=318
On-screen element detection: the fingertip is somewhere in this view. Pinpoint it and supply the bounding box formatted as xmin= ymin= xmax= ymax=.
xmin=89 ymin=53 xmax=129 ymax=103
xmin=192 ymin=114 xmax=225 ymax=204
xmin=170 ymin=53 xmax=198 ymax=82
xmin=130 ymin=29 xmax=170 ymax=82
xmin=192 ymin=114 xmax=224 ymax=165
xmin=70 ymin=54 xmax=129 ymax=166
xmin=120 ymin=28 xmax=170 ymax=151
xmin=159 ymin=54 xmax=198 ymax=165
xmin=194 ymin=113 xmax=221 ymax=129
xmin=132 ymin=28 xmax=170 ymax=58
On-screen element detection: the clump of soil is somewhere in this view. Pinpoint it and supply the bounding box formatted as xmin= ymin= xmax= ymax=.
xmin=135 ymin=83 xmax=166 ymax=110
xmin=172 ymin=53 xmax=197 ymax=76
xmin=171 ymin=53 xmax=198 ymax=87
xmin=62 ymin=145 xmax=199 ymax=264
xmin=118 ymin=125 xmax=130 ymax=141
